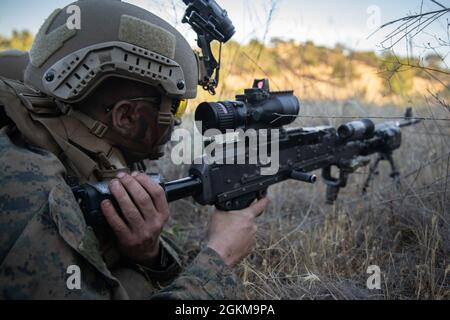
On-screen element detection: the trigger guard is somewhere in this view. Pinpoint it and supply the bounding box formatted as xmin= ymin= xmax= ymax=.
xmin=216 ymin=189 xmax=267 ymax=211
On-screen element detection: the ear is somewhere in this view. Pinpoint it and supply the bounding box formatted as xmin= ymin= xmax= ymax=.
xmin=111 ymin=100 xmax=139 ymax=133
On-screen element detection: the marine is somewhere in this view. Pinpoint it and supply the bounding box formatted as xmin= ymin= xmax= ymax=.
xmin=0 ymin=0 xmax=269 ymax=300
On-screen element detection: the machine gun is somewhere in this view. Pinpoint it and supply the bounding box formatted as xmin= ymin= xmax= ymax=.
xmin=72 ymin=79 xmax=421 ymax=227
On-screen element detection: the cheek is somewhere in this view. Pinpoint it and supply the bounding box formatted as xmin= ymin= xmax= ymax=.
xmin=143 ymin=126 xmax=155 ymax=146
xmin=136 ymin=111 xmax=156 ymax=143
xmin=159 ymin=124 xmax=174 ymax=144
xmin=137 ymin=109 xmax=173 ymax=147
xmin=136 ymin=120 xmax=155 ymax=148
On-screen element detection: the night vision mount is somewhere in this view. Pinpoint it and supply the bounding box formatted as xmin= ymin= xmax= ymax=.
xmin=182 ymin=0 xmax=236 ymax=95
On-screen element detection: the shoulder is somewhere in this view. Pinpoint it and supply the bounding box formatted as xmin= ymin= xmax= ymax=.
xmin=0 ymin=129 xmax=70 ymax=261
xmin=0 ymin=129 xmax=66 ymax=194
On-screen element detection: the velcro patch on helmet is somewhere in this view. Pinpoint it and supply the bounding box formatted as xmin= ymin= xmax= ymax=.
xmin=118 ymin=15 xmax=176 ymax=60
xmin=30 ymin=9 xmax=77 ymax=68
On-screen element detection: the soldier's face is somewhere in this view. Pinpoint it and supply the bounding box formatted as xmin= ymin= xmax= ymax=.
xmin=136 ymin=99 xmax=175 ymax=148
xmin=109 ymin=98 xmax=173 ymax=160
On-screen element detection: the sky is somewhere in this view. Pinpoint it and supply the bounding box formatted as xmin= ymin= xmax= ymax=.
xmin=0 ymin=0 xmax=448 ymax=61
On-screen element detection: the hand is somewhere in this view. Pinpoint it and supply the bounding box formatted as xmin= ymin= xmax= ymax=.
xmin=207 ymin=198 xmax=270 ymax=267
xmin=101 ymin=172 xmax=170 ymax=266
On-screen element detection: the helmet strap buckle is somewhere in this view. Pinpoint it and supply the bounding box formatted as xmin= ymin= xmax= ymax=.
xmin=91 ymin=122 xmax=109 ymax=138
xmin=67 ymin=109 xmax=110 ymax=139
xmin=54 ymin=100 xmax=73 ymax=115
xmin=158 ymin=112 xmax=173 ymax=126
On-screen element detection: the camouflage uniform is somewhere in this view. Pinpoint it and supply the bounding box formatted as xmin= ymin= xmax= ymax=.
xmin=0 ymin=80 xmax=244 ymax=300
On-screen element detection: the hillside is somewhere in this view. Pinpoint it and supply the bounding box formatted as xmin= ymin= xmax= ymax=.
xmin=193 ymin=39 xmax=449 ymax=109
xmin=2 ymin=30 xmax=448 ymax=108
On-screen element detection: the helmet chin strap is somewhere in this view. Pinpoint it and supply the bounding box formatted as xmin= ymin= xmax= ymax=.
xmin=35 ymin=112 xmax=131 ymax=183
xmin=1 ymin=79 xmax=115 ymax=183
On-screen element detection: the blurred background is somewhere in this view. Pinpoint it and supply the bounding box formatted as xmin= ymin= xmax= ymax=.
xmin=1 ymin=0 xmax=448 ymax=300
xmin=1 ymin=0 xmax=449 ymax=105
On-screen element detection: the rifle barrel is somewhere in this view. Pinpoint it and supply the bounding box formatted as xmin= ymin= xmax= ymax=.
xmin=397 ymin=118 xmax=422 ymax=128
xmin=165 ymin=177 xmax=203 ymax=202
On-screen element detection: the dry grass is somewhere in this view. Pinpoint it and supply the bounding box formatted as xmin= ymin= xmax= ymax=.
xmin=151 ymin=99 xmax=450 ymax=300
xmin=144 ymin=1 xmax=449 ymax=300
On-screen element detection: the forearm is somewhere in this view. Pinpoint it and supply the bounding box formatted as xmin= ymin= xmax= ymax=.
xmin=150 ymin=247 xmax=245 ymax=300
xmin=133 ymin=236 xmax=183 ymax=284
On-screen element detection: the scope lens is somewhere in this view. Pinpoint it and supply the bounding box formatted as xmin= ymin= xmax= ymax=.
xmin=337 ymin=119 xmax=375 ymax=140
xmin=337 ymin=125 xmax=353 ymax=139
xmin=195 ymin=101 xmax=245 ymax=135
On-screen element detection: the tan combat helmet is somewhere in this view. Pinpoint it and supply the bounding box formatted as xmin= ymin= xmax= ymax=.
xmin=0 ymin=50 xmax=30 ymax=82
xmin=24 ymin=0 xmax=198 ymax=106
